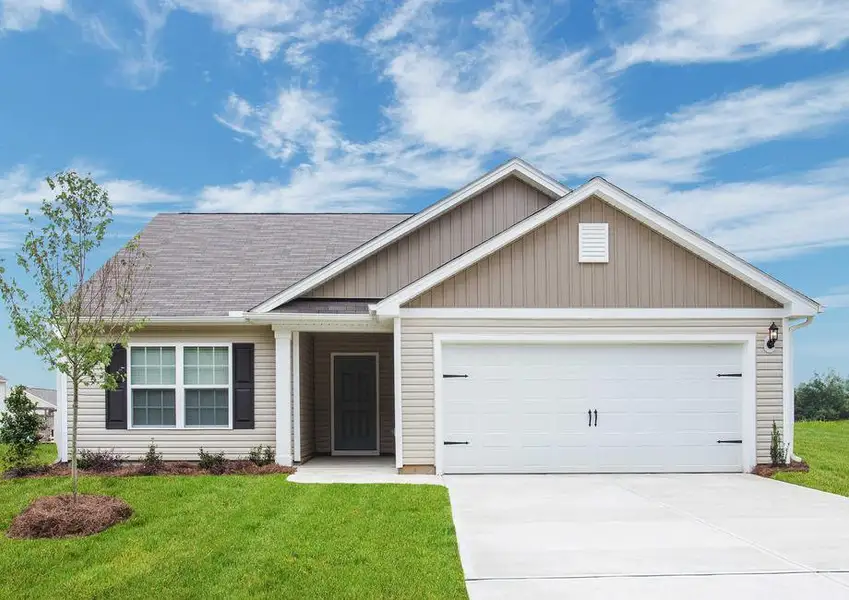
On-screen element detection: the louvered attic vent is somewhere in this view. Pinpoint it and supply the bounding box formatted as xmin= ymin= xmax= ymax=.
xmin=578 ymin=223 xmax=609 ymax=263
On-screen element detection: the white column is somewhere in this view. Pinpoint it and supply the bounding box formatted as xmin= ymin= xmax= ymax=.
xmin=292 ymin=331 xmax=301 ymax=464
xmin=57 ymin=370 xmax=69 ymax=462
xmin=393 ymin=317 xmax=403 ymax=469
xmin=274 ymin=327 xmax=293 ymax=466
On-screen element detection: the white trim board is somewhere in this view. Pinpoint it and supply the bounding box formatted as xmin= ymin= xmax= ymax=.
xmin=330 ymin=352 xmax=381 ymax=456
xmin=293 ymin=331 xmax=301 ymax=463
xmin=249 ymin=158 xmax=570 ymax=314
xmin=375 ymin=177 xmax=820 ymax=318
xmin=432 ymin=332 xmax=758 ymax=475
xmin=399 ymin=308 xmax=791 ymax=320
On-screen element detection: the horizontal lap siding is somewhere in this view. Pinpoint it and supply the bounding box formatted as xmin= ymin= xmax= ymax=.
xmin=312 ymin=333 xmax=395 ymax=455
xmin=400 ymin=319 xmax=782 ymax=466
xmin=405 ymin=197 xmax=781 ymax=309
xmin=306 ymin=177 xmax=553 ymax=299
xmin=67 ymin=325 xmax=276 ymax=461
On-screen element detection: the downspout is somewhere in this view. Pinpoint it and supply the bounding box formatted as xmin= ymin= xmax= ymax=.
xmin=786 ymin=316 xmax=816 ymax=463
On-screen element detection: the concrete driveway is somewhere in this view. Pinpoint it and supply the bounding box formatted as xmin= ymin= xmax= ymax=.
xmin=445 ymin=474 xmax=849 ymax=599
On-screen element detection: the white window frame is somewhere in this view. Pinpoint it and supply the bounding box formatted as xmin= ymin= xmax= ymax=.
xmin=127 ymin=342 xmax=233 ymax=430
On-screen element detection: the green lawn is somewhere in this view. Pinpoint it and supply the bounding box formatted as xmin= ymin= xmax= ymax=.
xmin=0 ymin=472 xmax=466 ymax=599
xmin=775 ymin=420 xmax=849 ymax=497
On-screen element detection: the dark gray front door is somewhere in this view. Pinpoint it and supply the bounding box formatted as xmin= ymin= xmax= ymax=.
xmin=333 ymin=355 xmax=378 ymax=452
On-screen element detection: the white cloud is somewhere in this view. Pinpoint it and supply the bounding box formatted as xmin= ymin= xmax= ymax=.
xmin=613 ymin=0 xmax=849 ymax=68
xmin=235 ymin=29 xmax=286 ymax=61
xmin=817 ymin=286 xmax=849 ymax=310
xmin=173 ymin=0 xmax=302 ymax=30
xmin=0 ymin=0 xmax=66 ymax=31
xmin=367 ymin=0 xmax=435 ymax=43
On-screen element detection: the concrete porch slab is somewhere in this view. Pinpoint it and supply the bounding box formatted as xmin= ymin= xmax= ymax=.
xmin=288 ymin=456 xmax=443 ymax=485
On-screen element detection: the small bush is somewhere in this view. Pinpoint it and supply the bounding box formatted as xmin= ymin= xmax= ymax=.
xmin=139 ymin=439 xmax=163 ymax=474
xmin=77 ymin=449 xmax=125 ymax=472
xmin=770 ymin=421 xmax=787 ymax=467
xmin=0 ymin=385 xmax=45 ymax=470
xmin=198 ymin=448 xmax=226 ymax=474
xmin=248 ymin=444 xmax=275 ymax=467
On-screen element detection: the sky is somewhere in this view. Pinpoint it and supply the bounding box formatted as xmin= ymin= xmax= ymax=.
xmin=0 ymin=0 xmax=848 ymax=389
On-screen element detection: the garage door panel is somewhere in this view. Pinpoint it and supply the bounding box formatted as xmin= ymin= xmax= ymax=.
xmin=442 ymin=342 xmax=744 ymax=474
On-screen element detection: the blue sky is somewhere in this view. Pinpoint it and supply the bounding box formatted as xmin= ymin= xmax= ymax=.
xmin=1 ymin=0 xmax=848 ymax=389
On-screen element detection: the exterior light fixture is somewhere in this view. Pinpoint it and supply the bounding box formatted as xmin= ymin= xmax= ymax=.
xmin=766 ymin=322 xmax=779 ymax=350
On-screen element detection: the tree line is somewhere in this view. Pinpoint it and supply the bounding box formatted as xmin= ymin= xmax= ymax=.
xmin=795 ymin=371 xmax=849 ymax=421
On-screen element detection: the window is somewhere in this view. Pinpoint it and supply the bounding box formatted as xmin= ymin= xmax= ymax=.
xmin=128 ymin=344 xmax=231 ymax=428
xmin=183 ymin=346 xmax=230 ymax=427
xmin=130 ymin=347 xmax=176 ymax=427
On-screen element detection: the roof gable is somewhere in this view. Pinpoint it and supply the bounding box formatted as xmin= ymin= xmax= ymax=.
xmin=405 ymin=195 xmax=782 ymax=309
xmin=376 ymin=177 xmax=820 ymax=317
xmin=250 ymin=158 xmax=570 ymax=313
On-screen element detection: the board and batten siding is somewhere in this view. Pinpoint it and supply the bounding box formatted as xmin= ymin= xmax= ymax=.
xmin=66 ymin=325 xmax=276 ymax=461
xmin=306 ymin=176 xmax=554 ymax=299
xmin=405 ymin=196 xmax=781 ymax=309
xmin=400 ymin=319 xmax=783 ymax=467
xmin=311 ymin=332 xmax=395 ymax=455
xmin=299 ymin=332 xmax=316 ymax=461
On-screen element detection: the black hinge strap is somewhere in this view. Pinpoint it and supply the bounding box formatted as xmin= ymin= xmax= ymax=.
xmin=443 ymin=374 xmax=469 ymax=378
xmin=717 ymin=373 xmax=743 ymax=378
xmin=443 ymin=441 xmax=469 ymax=445
xmin=717 ymin=439 xmax=743 ymax=444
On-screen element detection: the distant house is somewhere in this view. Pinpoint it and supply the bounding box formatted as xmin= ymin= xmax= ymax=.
xmin=0 ymin=374 xmax=6 ymax=413
xmin=24 ymin=387 xmax=58 ymax=441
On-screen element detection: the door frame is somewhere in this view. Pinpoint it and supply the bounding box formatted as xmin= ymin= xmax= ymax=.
xmin=330 ymin=352 xmax=380 ymax=456
xmin=433 ymin=332 xmax=757 ymax=475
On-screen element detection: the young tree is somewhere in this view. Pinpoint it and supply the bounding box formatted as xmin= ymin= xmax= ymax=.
xmin=795 ymin=371 xmax=849 ymax=422
xmin=0 ymin=171 xmax=149 ymax=498
xmin=0 ymin=385 xmax=45 ymax=470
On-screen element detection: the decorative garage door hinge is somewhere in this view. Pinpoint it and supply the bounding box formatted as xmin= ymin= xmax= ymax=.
xmin=443 ymin=374 xmax=469 ymax=378
xmin=716 ymin=373 xmax=742 ymax=377
xmin=443 ymin=441 xmax=469 ymax=445
xmin=716 ymin=439 xmax=743 ymax=444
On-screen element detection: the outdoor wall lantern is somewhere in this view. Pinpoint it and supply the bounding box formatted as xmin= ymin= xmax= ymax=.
xmin=765 ymin=321 xmax=779 ymax=351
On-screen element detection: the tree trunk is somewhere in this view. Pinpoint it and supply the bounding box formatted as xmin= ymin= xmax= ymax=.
xmin=71 ymin=376 xmax=79 ymax=501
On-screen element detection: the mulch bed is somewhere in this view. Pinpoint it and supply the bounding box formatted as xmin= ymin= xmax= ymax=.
xmin=4 ymin=461 xmax=295 ymax=480
xmin=752 ymin=461 xmax=810 ymax=478
xmin=7 ymin=494 xmax=133 ymax=539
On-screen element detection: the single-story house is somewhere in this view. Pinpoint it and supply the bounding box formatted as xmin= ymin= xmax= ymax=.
xmin=56 ymin=158 xmax=821 ymax=474
xmin=24 ymin=387 xmax=58 ymax=441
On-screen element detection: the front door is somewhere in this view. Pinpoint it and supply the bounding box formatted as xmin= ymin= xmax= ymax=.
xmin=333 ymin=354 xmax=378 ymax=453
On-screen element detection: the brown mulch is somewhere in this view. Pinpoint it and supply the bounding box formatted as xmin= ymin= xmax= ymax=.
xmin=7 ymin=494 xmax=133 ymax=539
xmin=4 ymin=461 xmax=296 ymax=479
xmin=752 ymin=461 xmax=810 ymax=478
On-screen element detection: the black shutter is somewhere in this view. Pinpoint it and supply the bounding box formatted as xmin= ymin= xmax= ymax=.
xmin=105 ymin=344 xmax=128 ymax=429
xmin=233 ymin=343 xmax=255 ymax=429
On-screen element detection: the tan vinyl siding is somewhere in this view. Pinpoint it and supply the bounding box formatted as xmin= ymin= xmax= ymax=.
xmin=312 ymin=333 xmax=395 ymax=455
xmin=400 ymin=319 xmax=782 ymax=466
xmin=67 ymin=325 xmax=276 ymax=461
xmin=405 ymin=196 xmax=782 ymax=309
xmin=306 ymin=176 xmax=553 ymax=299
xmin=299 ymin=332 xmax=315 ymax=461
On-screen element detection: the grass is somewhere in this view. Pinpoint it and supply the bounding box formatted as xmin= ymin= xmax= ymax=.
xmin=0 ymin=472 xmax=466 ymax=599
xmin=775 ymin=420 xmax=849 ymax=497
xmin=0 ymin=442 xmax=57 ymax=472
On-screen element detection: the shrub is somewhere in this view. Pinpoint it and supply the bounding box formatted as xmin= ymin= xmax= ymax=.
xmin=140 ymin=439 xmax=163 ymax=474
xmin=198 ymin=448 xmax=226 ymax=474
xmin=770 ymin=421 xmax=787 ymax=467
xmin=795 ymin=371 xmax=849 ymax=421
xmin=0 ymin=385 xmax=44 ymax=470
xmin=248 ymin=444 xmax=275 ymax=467
xmin=77 ymin=449 xmax=125 ymax=472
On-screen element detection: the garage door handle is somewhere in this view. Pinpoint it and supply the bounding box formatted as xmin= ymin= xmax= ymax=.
xmin=588 ymin=409 xmax=592 ymax=427
xmin=594 ymin=409 xmax=598 ymax=427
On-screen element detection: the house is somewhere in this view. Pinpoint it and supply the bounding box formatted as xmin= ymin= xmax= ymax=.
xmin=24 ymin=387 xmax=57 ymax=441
xmin=0 ymin=375 xmax=6 ymax=413
xmin=56 ymin=159 xmax=821 ymax=474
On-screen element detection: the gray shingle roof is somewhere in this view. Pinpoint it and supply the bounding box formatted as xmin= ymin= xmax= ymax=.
xmin=273 ymin=299 xmax=377 ymax=314
xmin=24 ymin=387 xmax=57 ymax=408
xmin=133 ymin=213 xmax=411 ymax=316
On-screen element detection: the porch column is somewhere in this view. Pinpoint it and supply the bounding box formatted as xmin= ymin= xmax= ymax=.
xmin=274 ymin=326 xmax=293 ymax=466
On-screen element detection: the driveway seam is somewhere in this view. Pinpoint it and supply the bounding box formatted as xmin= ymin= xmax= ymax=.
xmin=465 ymin=569 xmax=849 ymax=583
xmin=611 ymin=477 xmax=817 ymax=575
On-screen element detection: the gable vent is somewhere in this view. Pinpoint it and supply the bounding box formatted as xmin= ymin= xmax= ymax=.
xmin=578 ymin=223 xmax=609 ymax=263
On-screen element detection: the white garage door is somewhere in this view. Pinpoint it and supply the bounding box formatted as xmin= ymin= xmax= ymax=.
xmin=441 ymin=342 xmax=744 ymax=474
